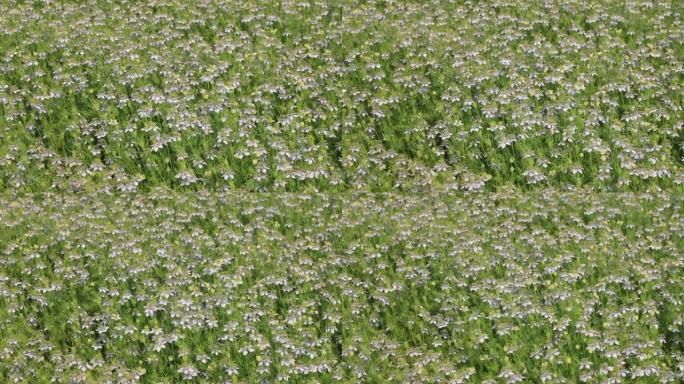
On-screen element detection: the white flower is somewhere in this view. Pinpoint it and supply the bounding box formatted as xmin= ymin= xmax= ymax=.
xmin=178 ymin=365 xmax=199 ymax=380
xmin=175 ymin=171 xmax=199 ymax=186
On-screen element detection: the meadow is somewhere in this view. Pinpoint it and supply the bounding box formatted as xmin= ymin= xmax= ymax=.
xmin=0 ymin=0 xmax=681 ymax=193
xmin=1 ymin=192 xmax=683 ymax=383
xmin=0 ymin=0 xmax=683 ymax=383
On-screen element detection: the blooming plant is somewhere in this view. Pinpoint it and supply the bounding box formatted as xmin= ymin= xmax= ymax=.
xmin=0 ymin=0 xmax=682 ymax=383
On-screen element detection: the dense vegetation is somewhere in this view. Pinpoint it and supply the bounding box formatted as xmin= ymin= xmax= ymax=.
xmin=1 ymin=192 xmax=683 ymax=383
xmin=0 ymin=0 xmax=683 ymax=383
xmin=0 ymin=0 xmax=681 ymax=192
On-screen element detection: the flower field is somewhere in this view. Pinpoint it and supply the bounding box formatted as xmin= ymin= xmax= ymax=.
xmin=1 ymin=192 xmax=683 ymax=383
xmin=0 ymin=0 xmax=682 ymax=192
xmin=0 ymin=0 xmax=683 ymax=383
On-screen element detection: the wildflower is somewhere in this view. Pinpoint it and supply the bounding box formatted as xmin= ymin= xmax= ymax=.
xmin=178 ymin=365 xmax=199 ymax=380
xmin=175 ymin=171 xmax=199 ymax=186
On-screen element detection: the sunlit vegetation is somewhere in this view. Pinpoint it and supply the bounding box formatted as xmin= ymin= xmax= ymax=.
xmin=1 ymin=0 xmax=683 ymax=383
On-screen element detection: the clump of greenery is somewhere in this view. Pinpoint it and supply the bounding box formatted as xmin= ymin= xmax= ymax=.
xmin=0 ymin=0 xmax=682 ymax=193
xmin=0 ymin=191 xmax=683 ymax=383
